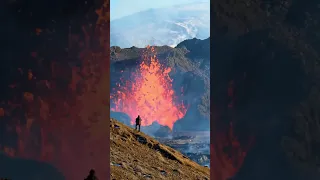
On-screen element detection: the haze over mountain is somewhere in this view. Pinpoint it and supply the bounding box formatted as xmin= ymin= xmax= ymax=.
xmin=110 ymin=1 xmax=210 ymax=48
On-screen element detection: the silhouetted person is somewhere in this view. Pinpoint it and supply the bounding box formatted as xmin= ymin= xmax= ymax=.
xmin=135 ymin=115 xmax=142 ymax=132
xmin=84 ymin=169 xmax=98 ymax=180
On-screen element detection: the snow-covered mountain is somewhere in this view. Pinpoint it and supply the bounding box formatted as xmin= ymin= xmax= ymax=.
xmin=110 ymin=2 xmax=210 ymax=48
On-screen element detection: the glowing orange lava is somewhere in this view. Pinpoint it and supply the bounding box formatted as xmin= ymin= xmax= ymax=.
xmin=111 ymin=46 xmax=187 ymax=129
xmin=0 ymin=1 xmax=110 ymax=179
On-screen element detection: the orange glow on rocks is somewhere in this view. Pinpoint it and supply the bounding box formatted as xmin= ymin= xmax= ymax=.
xmin=0 ymin=1 xmax=110 ymax=180
xmin=111 ymin=46 xmax=187 ymax=129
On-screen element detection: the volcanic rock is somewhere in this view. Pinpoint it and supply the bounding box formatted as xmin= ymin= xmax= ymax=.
xmin=138 ymin=121 xmax=170 ymax=137
xmin=185 ymin=153 xmax=210 ymax=166
xmin=110 ymin=38 xmax=210 ymax=131
xmin=110 ymin=118 xmax=209 ymax=180
xmin=154 ymin=125 xmax=172 ymax=138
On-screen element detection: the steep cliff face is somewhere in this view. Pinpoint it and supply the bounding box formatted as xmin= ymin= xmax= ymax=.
xmin=211 ymin=0 xmax=320 ymax=179
xmin=110 ymin=38 xmax=210 ymax=131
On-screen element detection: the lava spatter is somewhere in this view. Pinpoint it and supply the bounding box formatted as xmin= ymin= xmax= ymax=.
xmin=111 ymin=46 xmax=187 ymax=129
xmin=0 ymin=1 xmax=110 ymax=180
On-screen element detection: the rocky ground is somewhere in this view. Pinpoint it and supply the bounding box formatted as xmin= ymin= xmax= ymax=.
xmin=157 ymin=137 xmax=210 ymax=167
xmin=110 ymin=112 xmax=211 ymax=167
xmin=110 ymin=118 xmax=210 ymax=180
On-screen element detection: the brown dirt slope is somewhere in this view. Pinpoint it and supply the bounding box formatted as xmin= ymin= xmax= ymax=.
xmin=110 ymin=118 xmax=210 ymax=180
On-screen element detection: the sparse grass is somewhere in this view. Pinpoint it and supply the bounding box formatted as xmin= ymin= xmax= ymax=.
xmin=110 ymin=118 xmax=210 ymax=180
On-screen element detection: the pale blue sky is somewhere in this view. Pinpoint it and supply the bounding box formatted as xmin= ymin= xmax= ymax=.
xmin=111 ymin=0 xmax=209 ymax=21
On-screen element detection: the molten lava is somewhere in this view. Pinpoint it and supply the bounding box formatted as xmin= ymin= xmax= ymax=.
xmin=0 ymin=1 xmax=110 ymax=180
xmin=211 ymin=79 xmax=254 ymax=179
xmin=111 ymin=46 xmax=187 ymax=129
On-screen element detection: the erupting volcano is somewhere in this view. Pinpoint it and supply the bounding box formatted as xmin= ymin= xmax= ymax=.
xmin=0 ymin=1 xmax=110 ymax=179
xmin=111 ymin=46 xmax=187 ymax=129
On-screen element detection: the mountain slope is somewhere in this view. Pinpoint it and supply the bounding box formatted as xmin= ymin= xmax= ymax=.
xmin=110 ymin=2 xmax=209 ymax=48
xmin=110 ymin=118 xmax=210 ymax=180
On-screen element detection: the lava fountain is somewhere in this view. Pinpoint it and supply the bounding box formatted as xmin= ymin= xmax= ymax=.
xmin=0 ymin=1 xmax=110 ymax=179
xmin=111 ymin=46 xmax=187 ymax=129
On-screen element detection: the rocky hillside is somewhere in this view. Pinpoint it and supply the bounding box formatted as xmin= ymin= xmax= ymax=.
xmin=110 ymin=118 xmax=210 ymax=180
xmin=110 ymin=38 xmax=210 ymax=131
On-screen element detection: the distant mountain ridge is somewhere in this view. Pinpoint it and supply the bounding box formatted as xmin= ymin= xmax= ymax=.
xmin=110 ymin=2 xmax=209 ymax=48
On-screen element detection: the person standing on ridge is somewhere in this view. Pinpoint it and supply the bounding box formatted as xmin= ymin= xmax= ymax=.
xmin=135 ymin=115 xmax=142 ymax=132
